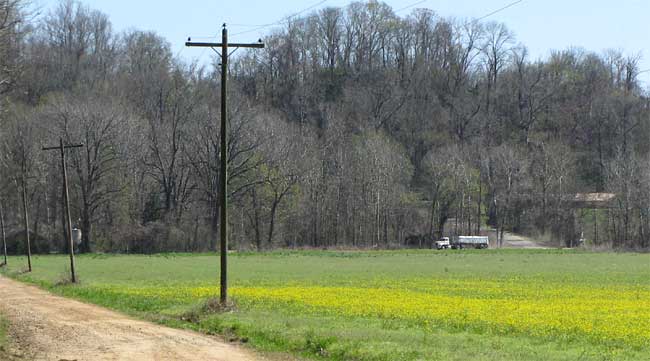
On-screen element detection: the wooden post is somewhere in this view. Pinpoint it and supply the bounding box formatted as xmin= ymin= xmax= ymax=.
xmin=60 ymin=138 xmax=76 ymax=283
xmin=43 ymin=139 xmax=83 ymax=283
xmin=0 ymin=201 xmax=7 ymax=266
xmin=21 ymin=172 xmax=32 ymax=272
xmin=186 ymin=25 xmax=264 ymax=304
xmin=219 ymin=26 xmax=228 ymax=303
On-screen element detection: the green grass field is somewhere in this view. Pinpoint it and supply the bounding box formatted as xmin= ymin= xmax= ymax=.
xmin=2 ymin=250 xmax=649 ymax=361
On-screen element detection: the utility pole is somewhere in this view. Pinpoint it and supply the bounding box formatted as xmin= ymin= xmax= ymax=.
xmin=21 ymin=172 xmax=32 ymax=272
xmin=14 ymin=171 xmax=36 ymax=271
xmin=186 ymin=24 xmax=264 ymax=304
xmin=0 ymin=200 xmax=6 ymax=267
xmin=43 ymin=138 xmax=83 ymax=283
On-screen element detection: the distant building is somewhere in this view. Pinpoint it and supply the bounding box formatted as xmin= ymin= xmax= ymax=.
xmin=571 ymin=193 xmax=618 ymax=247
xmin=571 ymin=193 xmax=617 ymax=209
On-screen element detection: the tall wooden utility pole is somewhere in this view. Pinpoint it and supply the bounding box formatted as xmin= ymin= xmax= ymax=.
xmin=186 ymin=24 xmax=264 ymax=304
xmin=43 ymin=138 xmax=83 ymax=283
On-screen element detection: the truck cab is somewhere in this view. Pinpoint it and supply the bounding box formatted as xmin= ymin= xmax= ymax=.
xmin=435 ymin=237 xmax=450 ymax=250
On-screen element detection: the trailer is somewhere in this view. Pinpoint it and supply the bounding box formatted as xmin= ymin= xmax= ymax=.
xmin=451 ymin=236 xmax=489 ymax=249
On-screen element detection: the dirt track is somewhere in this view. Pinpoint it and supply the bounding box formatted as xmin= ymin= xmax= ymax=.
xmin=501 ymin=232 xmax=550 ymax=249
xmin=0 ymin=276 xmax=260 ymax=361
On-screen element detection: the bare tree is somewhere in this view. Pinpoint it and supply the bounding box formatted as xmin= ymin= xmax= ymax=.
xmin=0 ymin=0 xmax=28 ymax=98
xmin=481 ymin=21 xmax=513 ymax=142
xmin=188 ymin=81 xmax=267 ymax=250
xmin=485 ymin=144 xmax=528 ymax=247
xmin=46 ymin=94 xmax=129 ymax=252
xmin=529 ymin=141 xmax=575 ymax=236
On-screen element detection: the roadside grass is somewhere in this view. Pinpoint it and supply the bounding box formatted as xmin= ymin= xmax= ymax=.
xmin=2 ymin=250 xmax=650 ymax=361
xmin=0 ymin=315 xmax=9 ymax=359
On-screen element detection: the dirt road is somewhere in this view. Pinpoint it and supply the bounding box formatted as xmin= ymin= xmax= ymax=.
xmin=0 ymin=276 xmax=261 ymax=361
xmin=501 ymin=232 xmax=550 ymax=249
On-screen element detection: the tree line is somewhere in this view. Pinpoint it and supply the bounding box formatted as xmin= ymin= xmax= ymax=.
xmin=0 ymin=0 xmax=649 ymax=253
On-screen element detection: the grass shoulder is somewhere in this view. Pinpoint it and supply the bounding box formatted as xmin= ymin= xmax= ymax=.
xmin=0 ymin=315 xmax=13 ymax=360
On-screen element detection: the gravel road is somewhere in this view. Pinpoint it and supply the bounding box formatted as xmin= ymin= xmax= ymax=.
xmin=0 ymin=276 xmax=260 ymax=361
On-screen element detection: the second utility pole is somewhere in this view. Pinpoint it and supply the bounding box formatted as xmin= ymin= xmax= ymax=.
xmin=43 ymin=138 xmax=83 ymax=283
xmin=0 ymin=201 xmax=6 ymax=267
xmin=21 ymin=172 xmax=32 ymax=271
xmin=186 ymin=24 xmax=264 ymax=304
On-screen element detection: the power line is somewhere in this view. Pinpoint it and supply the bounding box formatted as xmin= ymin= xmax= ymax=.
xmin=174 ymin=42 xmax=186 ymax=60
xmin=188 ymin=0 xmax=328 ymax=62
xmin=232 ymin=0 xmax=329 ymax=29
xmin=239 ymin=0 xmax=427 ymax=69
xmin=232 ymin=0 xmax=328 ymax=36
xmin=187 ymin=0 xmax=524 ymax=65
xmin=475 ymin=0 xmax=524 ymax=22
xmin=394 ymin=0 xmax=427 ymax=13
xmin=233 ymin=0 xmax=428 ymax=37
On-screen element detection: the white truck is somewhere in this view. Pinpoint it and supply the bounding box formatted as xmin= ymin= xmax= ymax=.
xmin=451 ymin=236 xmax=489 ymax=249
xmin=435 ymin=237 xmax=450 ymax=250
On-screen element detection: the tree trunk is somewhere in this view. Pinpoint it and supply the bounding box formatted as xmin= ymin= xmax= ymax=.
xmin=467 ymin=194 xmax=472 ymax=236
xmin=81 ymin=202 xmax=92 ymax=253
xmin=477 ymin=175 xmax=482 ymax=235
xmin=252 ymin=188 xmax=261 ymax=250
xmin=267 ymin=199 xmax=279 ymax=246
xmin=192 ymin=216 xmax=199 ymax=252
xmin=375 ymin=190 xmax=380 ymax=246
xmin=33 ymin=196 xmax=40 ymax=247
xmin=428 ymin=198 xmax=436 ymax=238
xmin=334 ymin=186 xmax=340 ymax=246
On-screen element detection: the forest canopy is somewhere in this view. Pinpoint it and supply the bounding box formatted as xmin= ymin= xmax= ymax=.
xmin=0 ymin=0 xmax=648 ymax=252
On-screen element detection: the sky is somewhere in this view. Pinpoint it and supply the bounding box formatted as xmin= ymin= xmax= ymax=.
xmin=33 ymin=0 xmax=650 ymax=86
